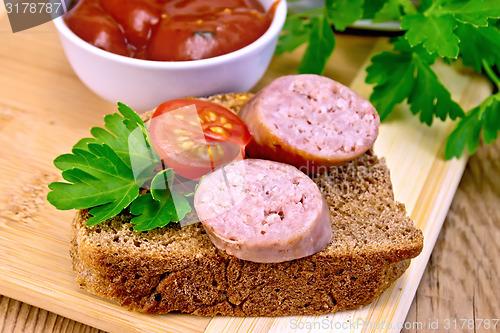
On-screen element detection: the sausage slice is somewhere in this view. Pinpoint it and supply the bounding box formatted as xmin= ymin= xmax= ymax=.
xmin=194 ymin=159 xmax=332 ymax=263
xmin=239 ymin=74 xmax=380 ymax=174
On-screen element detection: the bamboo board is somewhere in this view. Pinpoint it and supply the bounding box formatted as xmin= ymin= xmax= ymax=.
xmin=204 ymin=44 xmax=492 ymax=333
xmin=0 ymin=16 xmax=492 ymax=333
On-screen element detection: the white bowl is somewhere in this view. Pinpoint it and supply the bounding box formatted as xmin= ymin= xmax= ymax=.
xmin=53 ymin=0 xmax=287 ymax=112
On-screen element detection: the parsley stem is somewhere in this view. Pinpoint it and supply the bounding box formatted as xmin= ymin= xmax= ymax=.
xmin=482 ymin=59 xmax=500 ymax=91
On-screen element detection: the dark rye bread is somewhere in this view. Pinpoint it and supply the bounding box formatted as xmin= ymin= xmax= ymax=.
xmin=70 ymin=93 xmax=423 ymax=316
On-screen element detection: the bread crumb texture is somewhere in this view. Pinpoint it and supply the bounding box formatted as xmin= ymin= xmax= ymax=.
xmin=70 ymin=93 xmax=423 ymax=316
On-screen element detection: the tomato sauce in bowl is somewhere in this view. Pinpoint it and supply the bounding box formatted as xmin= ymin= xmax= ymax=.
xmin=64 ymin=0 xmax=276 ymax=61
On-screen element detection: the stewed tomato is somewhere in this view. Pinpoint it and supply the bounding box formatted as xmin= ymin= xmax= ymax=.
xmin=63 ymin=0 xmax=130 ymax=56
xmin=149 ymin=99 xmax=252 ymax=180
xmin=64 ymin=0 xmax=276 ymax=61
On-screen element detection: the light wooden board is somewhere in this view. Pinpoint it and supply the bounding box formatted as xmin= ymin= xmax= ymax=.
xmin=0 ymin=17 xmax=492 ymax=333
xmin=204 ymin=42 xmax=492 ymax=333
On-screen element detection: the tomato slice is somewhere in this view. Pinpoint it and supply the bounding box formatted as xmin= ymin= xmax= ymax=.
xmin=149 ymin=99 xmax=252 ymax=180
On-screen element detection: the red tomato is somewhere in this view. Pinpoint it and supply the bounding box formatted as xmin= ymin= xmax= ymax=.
xmin=99 ymin=0 xmax=160 ymax=57
xmin=149 ymin=99 xmax=252 ymax=180
xmin=64 ymin=0 xmax=275 ymax=61
xmin=64 ymin=0 xmax=130 ymax=56
xmin=147 ymin=0 xmax=271 ymax=61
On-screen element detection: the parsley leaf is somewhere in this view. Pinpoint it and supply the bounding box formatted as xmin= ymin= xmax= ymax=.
xmin=445 ymin=93 xmax=500 ymax=159
xmin=456 ymin=22 xmax=500 ymax=71
xmin=366 ymin=38 xmax=464 ymax=124
xmin=72 ymin=103 xmax=159 ymax=175
xmin=130 ymin=169 xmax=192 ymax=231
xmin=275 ymin=14 xmax=313 ymax=55
xmin=408 ymin=60 xmax=465 ymax=124
xmin=362 ymin=0 xmax=386 ymax=19
xmin=401 ymin=0 xmax=500 ymax=58
xmin=277 ymin=8 xmax=335 ymax=75
xmin=372 ymin=0 xmax=416 ymax=23
xmin=483 ymin=95 xmax=500 ymax=144
xmin=325 ymin=0 xmax=363 ymax=31
xmin=48 ymin=143 xmax=141 ymax=225
xmin=298 ymin=11 xmax=336 ymax=75
xmin=372 ymin=1 xmax=403 ymax=23
xmin=402 ymin=13 xmax=460 ymax=58
xmin=47 ymin=103 xmax=185 ymax=228
xmin=366 ymin=50 xmax=415 ymax=120
xmin=444 ymin=0 xmax=500 ymax=27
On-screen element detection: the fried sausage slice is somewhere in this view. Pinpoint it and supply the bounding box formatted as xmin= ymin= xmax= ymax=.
xmin=239 ymin=74 xmax=380 ymax=174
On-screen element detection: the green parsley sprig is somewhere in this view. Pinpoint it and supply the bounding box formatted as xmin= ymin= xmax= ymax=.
xmin=278 ymin=0 xmax=500 ymax=159
xmin=47 ymin=103 xmax=192 ymax=231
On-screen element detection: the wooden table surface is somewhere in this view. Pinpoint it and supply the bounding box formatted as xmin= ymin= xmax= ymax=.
xmin=0 ymin=10 xmax=499 ymax=333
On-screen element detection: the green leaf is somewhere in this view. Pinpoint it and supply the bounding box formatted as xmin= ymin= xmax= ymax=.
xmin=443 ymin=0 xmax=500 ymax=26
xmin=392 ymin=37 xmax=436 ymax=62
xmin=366 ymin=38 xmax=464 ymax=124
xmin=129 ymin=169 xmax=192 ymax=231
xmin=408 ymin=58 xmax=465 ymax=124
xmin=399 ymin=0 xmax=418 ymax=15
xmin=401 ymin=0 xmax=500 ymax=59
xmin=127 ymin=125 xmax=161 ymax=186
xmin=363 ymin=0 xmax=386 ymax=19
xmin=118 ymin=102 xmax=147 ymax=131
xmin=445 ymin=93 xmax=500 ymax=159
xmin=47 ymin=143 xmax=140 ymax=225
xmin=64 ymin=105 xmax=160 ymax=187
xmin=325 ymin=0 xmax=364 ymax=31
xmin=372 ymin=0 xmax=418 ymax=23
xmin=276 ymin=14 xmax=313 ymax=55
xmin=481 ymin=94 xmax=500 ymax=144
xmin=445 ymin=107 xmax=482 ymax=158
xmin=373 ymin=1 xmax=403 ymax=23
xmin=298 ymin=13 xmax=336 ymax=75
xmin=47 ymin=103 xmax=169 ymax=227
xmin=456 ymin=22 xmax=500 ymax=71
xmin=402 ymin=13 xmax=460 ymax=58
xmin=64 ymin=103 xmax=158 ymax=174
xmin=417 ymin=0 xmax=434 ymax=12
xmin=366 ymin=51 xmax=415 ymax=120
xmin=445 ymin=108 xmax=481 ymax=159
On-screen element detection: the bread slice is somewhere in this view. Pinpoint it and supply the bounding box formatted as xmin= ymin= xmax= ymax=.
xmin=70 ymin=93 xmax=423 ymax=316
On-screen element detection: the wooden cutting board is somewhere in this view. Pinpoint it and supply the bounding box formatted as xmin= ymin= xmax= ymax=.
xmin=0 ymin=15 xmax=492 ymax=333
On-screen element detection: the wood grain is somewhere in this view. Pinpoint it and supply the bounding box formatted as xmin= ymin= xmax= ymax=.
xmin=0 ymin=296 xmax=104 ymax=333
xmin=202 ymin=40 xmax=491 ymax=333
xmin=0 ymin=14 xmax=498 ymax=333
xmin=2 ymin=136 xmax=498 ymax=333
xmin=403 ymin=138 xmax=500 ymax=332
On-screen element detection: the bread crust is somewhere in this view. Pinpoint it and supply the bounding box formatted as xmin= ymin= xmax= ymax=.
xmin=71 ymin=210 xmax=412 ymax=315
xmin=69 ymin=93 xmax=423 ymax=316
